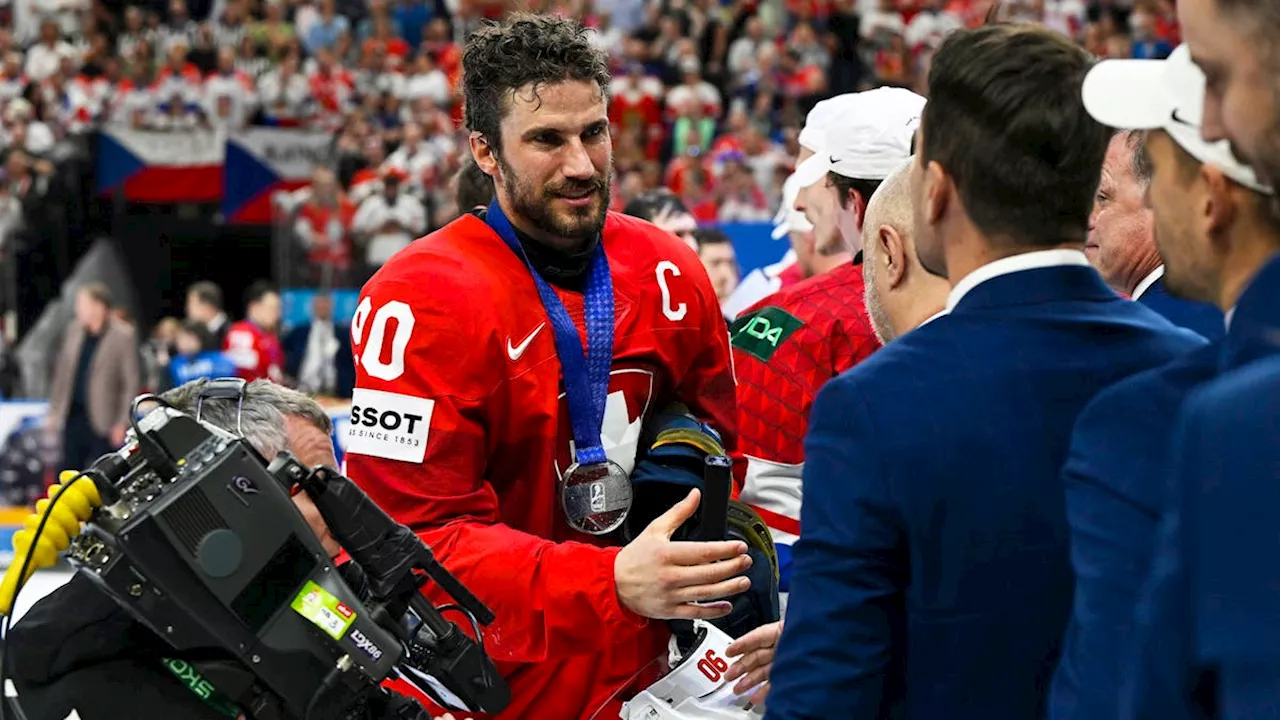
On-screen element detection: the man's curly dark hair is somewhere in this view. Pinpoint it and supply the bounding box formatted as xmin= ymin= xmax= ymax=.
xmin=462 ymin=13 xmax=612 ymax=153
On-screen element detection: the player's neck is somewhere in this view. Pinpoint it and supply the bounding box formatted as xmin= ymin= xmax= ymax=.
xmin=812 ymin=251 xmax=853 ymax=276
xmin=519 ymin=222 xmax=592 ymax=254
xmin=507 ymin=215 xmax=598 ymax=292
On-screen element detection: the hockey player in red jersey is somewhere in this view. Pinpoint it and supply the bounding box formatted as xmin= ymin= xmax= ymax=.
xmin=222 ymin=280 xmax=284 ymax=383
xmin=732 ymin=88 xmax=926 ymax=603
xmin=345 ymin=15 xmax=768 ymax=719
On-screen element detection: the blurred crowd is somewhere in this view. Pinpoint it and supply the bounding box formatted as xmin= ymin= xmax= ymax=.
xmin=0 ymin=0 xmax=1184 ymax=282
xmin=49 ymin=276 xmax=351 ymax=461
xmin=0 ymin=0 xmax=1188 ymax=486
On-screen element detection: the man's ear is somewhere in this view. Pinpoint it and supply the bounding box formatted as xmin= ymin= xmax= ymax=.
xmin=880 ymin=225 xmax=908 ymax=290
xmin=1200 ymin=165 xmax=1236 ymax=238
xmin=849 ymin=188 xmax=869 ymax=230
xmin=470 ymin=131 xmax=500 ymax=181
xmin=923 ymin=161 xmax=951 ymax=226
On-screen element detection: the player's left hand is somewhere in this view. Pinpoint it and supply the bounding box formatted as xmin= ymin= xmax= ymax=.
xmin=724 ymin=619 xmax=782 ymax=705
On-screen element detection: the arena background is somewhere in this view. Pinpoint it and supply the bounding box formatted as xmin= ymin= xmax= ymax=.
xmin=0 ymin=0 xmax=1178 ymax=621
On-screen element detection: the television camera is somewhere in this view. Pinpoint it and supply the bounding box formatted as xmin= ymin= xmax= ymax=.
xmin=0 ymin=392 xmax=510 ymax=720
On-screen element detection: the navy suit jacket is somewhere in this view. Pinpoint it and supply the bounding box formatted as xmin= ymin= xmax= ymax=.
xmin=764 ymin=262 xmax=1203 ymax=720
xmin=1126 ymin=359 xmax=1280 ymax=720
xmin=1124 ymin=256 xmax=1280 ymax=720
xmin=1050 ymin=343 xmax=1215 ymax=720
xmin=1138 ymin=277 xmax=1224 ymax=341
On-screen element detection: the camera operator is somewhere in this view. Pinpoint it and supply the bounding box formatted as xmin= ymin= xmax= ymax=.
xmin=5 ymin=379 xmax=362 ymax=720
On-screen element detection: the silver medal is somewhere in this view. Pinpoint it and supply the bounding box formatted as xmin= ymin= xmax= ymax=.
xmin=560 ymin=460 xmax=633 ymax=535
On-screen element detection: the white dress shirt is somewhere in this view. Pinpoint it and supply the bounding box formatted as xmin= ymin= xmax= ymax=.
xmin=1131 ymin=265 xmax=1165 ymax=301
xmin=946 ymin=249 xmax=1092 ymax=312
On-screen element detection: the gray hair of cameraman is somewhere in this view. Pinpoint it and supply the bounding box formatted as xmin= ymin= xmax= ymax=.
xmin=160 ymin=379 xmax=333 ymax=458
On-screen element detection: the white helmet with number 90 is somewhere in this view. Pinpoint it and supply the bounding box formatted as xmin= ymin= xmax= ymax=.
xmin=619 ymin=620 xmax=764 ymax=720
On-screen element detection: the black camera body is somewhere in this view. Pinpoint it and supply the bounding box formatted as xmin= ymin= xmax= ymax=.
xmin=66 ymin=407 xmax=406 ymax=720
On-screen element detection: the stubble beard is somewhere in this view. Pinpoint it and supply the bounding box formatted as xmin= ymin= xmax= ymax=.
xmin=498 ymin=153 xmax=612 ymax=248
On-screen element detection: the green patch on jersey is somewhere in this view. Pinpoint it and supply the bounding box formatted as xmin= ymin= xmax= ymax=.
xmin=730 ymin=306 xmax=805 ymax=362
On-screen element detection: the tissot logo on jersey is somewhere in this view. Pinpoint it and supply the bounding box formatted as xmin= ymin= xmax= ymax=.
xmin=345 ymin=388 xmax=435 ymax=464
xmin=351 ymin=405 xmax=427 ymax=435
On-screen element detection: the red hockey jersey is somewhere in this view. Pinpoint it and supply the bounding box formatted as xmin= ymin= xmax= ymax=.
xmin=222 ymin=320 xmax=283 ymax=383
xmin=345 ymin=211 xmax=738 ymax=719
xmin=730 ymin=261 xmax=879 ymax=584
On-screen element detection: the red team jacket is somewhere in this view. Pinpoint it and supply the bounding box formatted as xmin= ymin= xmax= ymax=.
xmin=222 ymin=319 xmax=284 ymax=383
xmin=730 ymin=260 xmax=879 ymax=583
xmin=344 ymin=211 xmax=740 ymax=719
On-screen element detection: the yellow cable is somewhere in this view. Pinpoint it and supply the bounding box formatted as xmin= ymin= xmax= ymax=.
xmin=0 ymin=470 xmax=102 ymax=617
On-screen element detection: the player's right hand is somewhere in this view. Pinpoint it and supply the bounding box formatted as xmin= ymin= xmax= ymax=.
xmin=614 ymin=488 xmax=753 ymax=620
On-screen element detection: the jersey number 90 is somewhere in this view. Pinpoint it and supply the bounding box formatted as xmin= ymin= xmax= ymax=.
xmin=352 ymin=297 xmax=416 ymax=382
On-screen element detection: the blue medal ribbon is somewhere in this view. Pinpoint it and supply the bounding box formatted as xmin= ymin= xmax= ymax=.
xmin=485 ymin=200 xmax=614 ymax=467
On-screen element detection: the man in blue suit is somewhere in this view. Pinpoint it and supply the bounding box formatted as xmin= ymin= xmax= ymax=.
xmin=1121 ymin=0 xmax=1280 ymax=717
xmin=1090 ymin=130 xmax=1225 ymax=339
xmin=763 ymin=25 xmax=1204 ymax=720
xmin=1050 ymin=44 xmax=1277 ymax=720
xmin=1124 ymin=354 xmax=1280 ymax=720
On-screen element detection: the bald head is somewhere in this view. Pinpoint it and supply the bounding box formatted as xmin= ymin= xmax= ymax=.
xmin=862 ymin=162 xmax=915 ymax=252
xmin=862 ymin=160 xmax=950 ymax=343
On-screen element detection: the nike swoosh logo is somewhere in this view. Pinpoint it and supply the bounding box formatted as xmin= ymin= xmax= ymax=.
xmin=507 ymin=323 xmax=546 ymax=361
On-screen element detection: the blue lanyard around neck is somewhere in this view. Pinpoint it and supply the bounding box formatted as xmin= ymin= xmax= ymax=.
xmin=484 ymin=200 xmax=615 ymax=466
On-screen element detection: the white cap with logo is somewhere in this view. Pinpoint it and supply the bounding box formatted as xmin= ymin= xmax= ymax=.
xmin=793 ymin=87 xmax=926 ymax=189
xmin=1082 ymin=44 xmax=1272 ymax=194
xmin=771 ymin=172 xmax=815 ymax=240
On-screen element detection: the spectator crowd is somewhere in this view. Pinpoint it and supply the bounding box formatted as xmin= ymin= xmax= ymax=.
xmin=0 ymin=0 xmax=1190 ymax=529
xmin=9 ymin=0 xmax=1280 ymax=716
xmin=47 ymin=274 xmax=352 ymax=468
xmin=0 ymin=0 xmax=1185 ymax=282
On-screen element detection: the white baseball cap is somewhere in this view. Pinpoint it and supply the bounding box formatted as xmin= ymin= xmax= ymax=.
xmin=772 ymin=172 xmax=814 ymax=240
xmin=798 ymin=93 xmax=859 ymax=154
xmin=1082 ymin=44 xmax=1272 ymax=194
xmin=793 ymin=87 xmax=926 ymax=189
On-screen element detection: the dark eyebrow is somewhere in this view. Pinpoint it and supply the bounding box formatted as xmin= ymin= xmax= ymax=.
xmin=522 ymin=120 xmax=608 ymax=141
xmin=522 ymin=126 xmax=561 ymax=141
